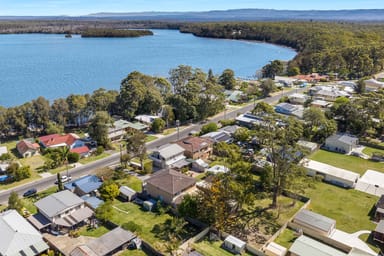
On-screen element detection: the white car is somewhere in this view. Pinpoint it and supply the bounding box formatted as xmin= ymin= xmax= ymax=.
xmin=55 ymin=175 xmax=71 ymax=184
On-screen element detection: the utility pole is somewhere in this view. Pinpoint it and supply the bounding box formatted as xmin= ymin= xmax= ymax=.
xmin=176 ymin=120 xmax=180 ymax=140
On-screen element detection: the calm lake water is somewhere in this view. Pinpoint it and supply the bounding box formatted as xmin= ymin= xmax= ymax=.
xmin=0 ymin=29 xmax=296 ymax=107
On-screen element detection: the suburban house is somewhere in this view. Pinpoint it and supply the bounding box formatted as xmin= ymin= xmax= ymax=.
xmin=0 ymin=209 xmax=49 ymax=256
xmin=224 ymin=90 xmax=248 ymax=103
xmin=374 ymin=220 xmax=384 ymax=243
xmin=64 ymin=175 xmax=102 ymax=197
xmin=264 ymin=242 xmax=287 ymax=256
xmin=81 ymin=195 xmax=104 ymax=210
xmin=223 ymin=235 xmax=246 ymax=254
xmin=292 ymin=73 xmax=329 ymax=83
xmin=134 ymin=114 xmax=160 ymax=125
xmin=107 ymin=119 xmax=148 ymax=142
xmin=192 ymin=159 xmax=209 ymax=172
xmin=201 ymin=131 xmax=233 ymax=144
xmin=302 ymin=159 xmax=360 ymax=188
xmin=375 ymin=195 xmax=384 ymax=221
xmin=235 ymin=112 xmax=266 ymax=128
xmin=16 ymin=139 xmax=40 ymax=158
xmin=364 ymin=78 xmax=384 ymax=92
xmin=39 ymin=133 xmax=90 ymax=156
xmin=149 ymin=143 xmax=187 ymax=169
xmin=119 ymin=185 xmax=137 ymax=202
xmin=311 ymin=99 xmax=332 ymax=109
xmin=309 ymin=85 xmax=349 ymax=102
xmin=324 ymin=133 xmax=358 ymax=154
xmin=143 ymin=168 xmax=196 ymax=205
xmin=29 ymin=190 xmax=93 ymax=232
xmin=219 ymin=125 xmax=240 ymax=135
xmin=292 ymin=209 xmax=336 ymax=237
xmin=70 ymin=227 xmax=136 ymax=256
xmin=288 ymin=93 xmax=309 ymax=105
xmin=289 ymin=235 xmax=346 ymax=256
xmin=207 ymin=165 xmax=230 ymax=175
xmin=175 ymin=136 xmax=214 ymax=160
xmin=297 ymin=140 xmax=318 ymax=153
xmin=274 ymin=103 xmax=304 ymax=118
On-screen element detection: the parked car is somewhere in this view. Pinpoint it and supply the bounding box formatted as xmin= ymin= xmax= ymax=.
xmin=54 ymin=175 xmax=71 ymax=184
xmin=23 ymin=188 xmax=37 ymax=197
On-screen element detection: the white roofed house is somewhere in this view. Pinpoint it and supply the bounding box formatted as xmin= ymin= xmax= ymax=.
xmin=288 ymin=93 xmax=309 ymax=105
xmin=149 ymin=143 xmax=187 ymax=169
xmin=302 ymin=159 xmax=359 ymax=188
xmin=293 ymin=209 xmax=336 ymax=237
xmin=28 ymin=190 xmax=93 ymax=233
xmin=0 ymin=210 xmax=49 ymax=256
xmin=324 ymin=133 xmax=358 ymax=154
xmin=274 ymin=103 xmax=304 ymax=119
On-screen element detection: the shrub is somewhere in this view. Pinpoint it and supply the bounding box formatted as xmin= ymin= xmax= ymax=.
xmin=95 ymin=146 xmax=104 ymax=155
xmin=122 ymin=221 xmax=142 ymax=233
xmin=200 ymin=122 xmax=218 ymax=135
xmin=0 ymin=153 xmax=12 ymax=161
xmin=67 ymin=152 xmax=80 ymax=163
xmin=151 ymin=118 xmax=166 ymax=133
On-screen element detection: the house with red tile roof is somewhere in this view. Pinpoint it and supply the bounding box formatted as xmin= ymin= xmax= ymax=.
xmin=39 ymin=133 xmax=90 ymax=157
xmin=16 ymin=139 xmax=40 ymax=158
xmin=175 ymin=136 xmax=214 ymax=160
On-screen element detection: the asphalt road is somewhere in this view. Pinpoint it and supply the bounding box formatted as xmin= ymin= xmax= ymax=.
xmin=0 ymin=87 xmax=306 ymax=204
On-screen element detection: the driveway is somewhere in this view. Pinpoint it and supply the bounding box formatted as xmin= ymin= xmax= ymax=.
xmin=330 ymin=229 xmax=376 ymax=255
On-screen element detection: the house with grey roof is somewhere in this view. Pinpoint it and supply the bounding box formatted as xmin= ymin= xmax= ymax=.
xmin=289 ymin=235 xmax=347 ymax=256
xmin=144 ymin=168 xmax=196 ymax=205
xmin=30 ymin=190 xmax=93 ymax=232
xmin=107 ymin=119 xmax=148 ymax=142
xmin=149 ymin=143 xmax=187 ymax=169
xmin=288 ymin=93 xmax=309 ymax=105
xmin=324 ymin=133 xmax=358 ymax=154
xmin=64 ymin=175 xmax=102 ymax=197
xmin=0 ymin=209 xmax=49 ymax=256
xmin=223 ymin=235 xmax=246 ymax=254
xmin=293 ymin=209 xmax=336 ymax=237
xmin=275 ymin=102 xmax=304 ymax=118
xmin=70 ymin=227 xmax=136 ymax=256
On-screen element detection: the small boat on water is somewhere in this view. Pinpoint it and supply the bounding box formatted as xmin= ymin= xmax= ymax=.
xmin=65 ymin=33 xmax=72 ymax=38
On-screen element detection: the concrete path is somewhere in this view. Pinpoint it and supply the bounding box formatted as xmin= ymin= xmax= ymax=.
xmin=330 ymin=229 xmax=377 ymax=255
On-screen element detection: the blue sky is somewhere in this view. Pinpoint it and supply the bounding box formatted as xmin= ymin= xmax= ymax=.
xmin=1 ymin=0 xmax=383 ymax=16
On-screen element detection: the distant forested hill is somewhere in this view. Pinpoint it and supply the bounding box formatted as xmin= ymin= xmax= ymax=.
xmin=180 ymin=22 xmax=384 ymax=78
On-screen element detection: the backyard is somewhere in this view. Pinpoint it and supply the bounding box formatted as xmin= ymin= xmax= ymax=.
xmin=274 ymin=181 xmax=379 ymax=250
xmin=309 ymin=149 xmax=384 ymax=175
xmin=193 ymin=238 xmax=253 ymax=256
xmin=110 ymin=201 xmax=199 ymax=253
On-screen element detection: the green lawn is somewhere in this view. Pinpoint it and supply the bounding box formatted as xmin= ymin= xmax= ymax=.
xmin=117 ymin=249 xmax=149 ymax=256
xmin=78 ymin=225 xmax=110 ymax=237
xmin=162 ymin=128 xmax=176 ymax=136
xmin=79 ymin=152 xmax=110 ymax=164
xmin=309 ymin=149 xmax=384 ymax=175
xmin=117 ymin=175 xmax=143 ymax=192
xmin=19 ymin=155 xmax=46 ymax=171
xmin=303 ymin=181 xmax=377 ymax=233
xmin=274 ymin=228 xmax=297 ymax=249
xmin=0 ymin=172 xmax=41 ymax=190
xmin=193 ymin=238 xmax=253 ymax=256
xmin=111 ymin=202 xmax=180 ymax=247
xmin=363 ymin=147 xmax=384 ymax=157
xmin=145 ymin=135 xmax=158 ymax=142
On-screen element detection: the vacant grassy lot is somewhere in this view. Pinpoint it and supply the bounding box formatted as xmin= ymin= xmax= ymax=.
xmin=79 ymin=152 xmax=110 ymax=164
xmin=303 ymin=181 xmax=377 ymax=233
xmin=363 ymin=147 xmax=384 ymax=157
xmin=111 ymin=201 xmax=197 ymax=251
xmin=309 ymin=149 xmax=384 ymax=175
xmin=193 ymin=238 xmax=253 ymax=256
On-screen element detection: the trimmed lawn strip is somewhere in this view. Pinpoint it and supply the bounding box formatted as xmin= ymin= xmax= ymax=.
xmin=0 ymin=173 xmax=40 ymax=190
xmin=78 ymin=225 xmax=110 ymax=237
xmin=363 ymin=147 xmax=384 ymax=157
xmin=116 ymin=175 xmax=143 ymax=192
xmin=117 ymin=249 xmax=149 ymax=256
xmin=145 ymin=135 xmax=158 ymax=142
xmin=309 ymin=149 xmax=384 ymax=175
xmin=79 ymin=152 xmax=110 ymax=164
xmin=193 ymin=239 xmax=253 ymax=256
xmin=303 ymin=181 xmax=377 ymax=233
xmin=274 ymin=228 xmax=297 ymax=249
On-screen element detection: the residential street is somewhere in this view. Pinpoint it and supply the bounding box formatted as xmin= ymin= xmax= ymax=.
xmin=0 ymin=87 xmax=306 ymax=204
